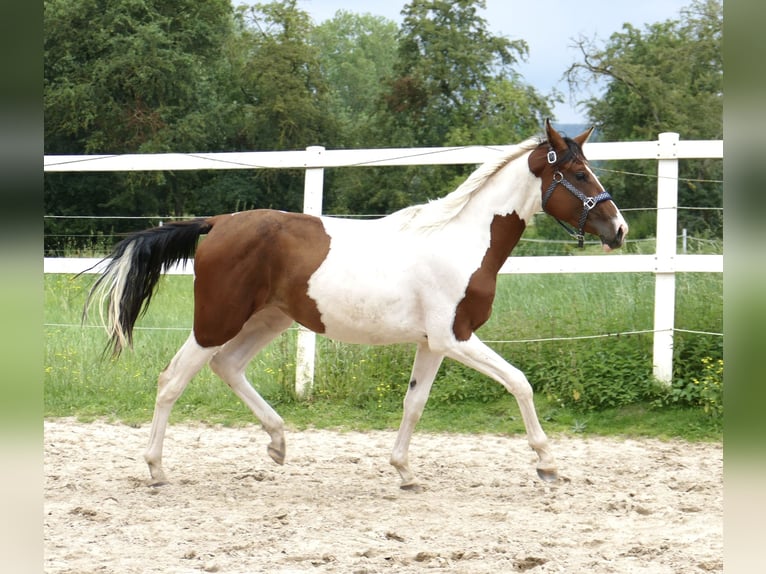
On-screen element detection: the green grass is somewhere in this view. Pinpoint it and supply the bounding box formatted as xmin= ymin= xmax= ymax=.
xmin=44 ymin=272 xmax=722 ymax=441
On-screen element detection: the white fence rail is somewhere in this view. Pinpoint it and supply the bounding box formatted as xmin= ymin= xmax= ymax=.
xmin=44 ymin=133 xmax=723 ymax=390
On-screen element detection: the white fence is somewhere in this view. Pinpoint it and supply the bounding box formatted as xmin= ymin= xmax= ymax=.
xmin=44 ymin=133 xmax=723 ymax=391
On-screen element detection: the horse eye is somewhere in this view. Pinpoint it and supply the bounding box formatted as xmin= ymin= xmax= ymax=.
xmin=575 ymin=172 xmax=587 ymax=182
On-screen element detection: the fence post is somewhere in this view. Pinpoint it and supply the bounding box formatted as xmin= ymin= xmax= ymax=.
xmin=295 ymin=146 xmax=325 ymax=398
xmin=652 ymin=133 xmax=679 ymax=384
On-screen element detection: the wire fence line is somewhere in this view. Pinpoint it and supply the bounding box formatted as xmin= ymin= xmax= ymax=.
xmin=42 ymin=224 xmax=721 ymax=250
xmin=44 ymin=322 xmax=723 ymax=341
xmin=591 ymin=165 xmax=723 ymax=184
xmin=42 ymin=204 xmax=724 ymax=221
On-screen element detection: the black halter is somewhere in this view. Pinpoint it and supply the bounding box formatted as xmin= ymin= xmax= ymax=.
xmin=541 ymin=148 xmax=613 ymax=248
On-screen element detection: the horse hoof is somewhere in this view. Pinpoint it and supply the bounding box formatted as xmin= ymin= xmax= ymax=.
xmin=267 ymin=445 xmax=285 ymax=465
xmin=399 ymin=482 xmax=424 ymax=492
xmin=148 ymin=479 xmax=168 ymax=487
xmin=537 ymin=468 xmax=558 ymax=483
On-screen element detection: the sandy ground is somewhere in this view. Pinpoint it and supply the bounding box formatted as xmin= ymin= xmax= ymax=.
xmin=44 ymin=419 xmax=722 ymax=573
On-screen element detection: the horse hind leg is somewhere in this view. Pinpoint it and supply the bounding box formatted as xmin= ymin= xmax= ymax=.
xmin=145 ymin=333 xmax=219 ymax=485
xmin=390 ymin=342 xmax=444 ymax=490
xmin=208 ymin=308 xmax=294 ymax=467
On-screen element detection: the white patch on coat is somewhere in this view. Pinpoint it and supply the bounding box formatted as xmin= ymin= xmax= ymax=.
xmin=307 ymin=145 xmax=543 ymax=346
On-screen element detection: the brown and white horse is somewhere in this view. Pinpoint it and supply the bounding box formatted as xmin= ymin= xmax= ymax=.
xmin=85 ymin=120 xmax=627 ymax=488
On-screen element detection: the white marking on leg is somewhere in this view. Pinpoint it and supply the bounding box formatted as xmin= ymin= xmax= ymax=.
xmin=441 ymin=334 xmax=556 ymax=477
xmin=208 ymin=309 xmax=293 ymax=464
xmin=390 ymin=343 xmax=444 ymax=488
xmin=145 ymin=333 xmax=219 ymax=484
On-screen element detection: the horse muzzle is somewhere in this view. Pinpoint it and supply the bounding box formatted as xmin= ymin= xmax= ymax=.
xmin=601 ymin=221 xmax=628 ymax=252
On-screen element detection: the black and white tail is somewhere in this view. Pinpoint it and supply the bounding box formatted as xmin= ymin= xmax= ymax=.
xmin=83 ymin=219 xmax=213 ymax=357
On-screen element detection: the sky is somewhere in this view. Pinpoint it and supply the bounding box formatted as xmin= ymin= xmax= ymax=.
xmin=274 ymin=0 xmax=692 ymax=124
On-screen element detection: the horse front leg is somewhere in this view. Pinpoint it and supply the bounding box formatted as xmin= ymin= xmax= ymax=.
xmin=144 ymin=333 xmax=218 ymax=485
xmin=390 ymin=342 xmax=444 ymax=490
xmin=444 ymin=335 xmax=558 ymax=482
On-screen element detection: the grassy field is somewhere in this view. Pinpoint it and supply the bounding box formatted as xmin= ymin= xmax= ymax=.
xmin=44 ymin=270 xmax=723 ymax=441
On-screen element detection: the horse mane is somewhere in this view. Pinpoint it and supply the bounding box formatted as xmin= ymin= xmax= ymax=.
xmin=388 ymin=137 xmax=542 ymax=232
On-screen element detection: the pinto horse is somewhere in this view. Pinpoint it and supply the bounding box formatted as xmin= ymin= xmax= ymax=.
xmin=85 ymin=120 xmax=627 ymax=488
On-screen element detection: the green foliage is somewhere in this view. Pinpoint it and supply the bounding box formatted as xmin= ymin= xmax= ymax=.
xmin=318 ymin=0 xmax=559 ymax=216
xmin=443 ymin=79 xmax=556 ymax=147
xmin=43 ymin=0 xmax=331 ymax=249
xmin=385 ymin=0 xmax=531 ymax=146
xmin=312 ymin=343 xmax=414 ymax=412
xmin=354 ymin=0 xmax=553 ymax=213
xmin=661 ymin=357 xmax=723 ymax=419
xmin=429 ymin=362 xmax=507 ymax=405
xmin=311 ymin=12 xmax=399 ymax=148
xmin=530 ymin=339 xmax=661 ymax=412
xmin=568 ymin=0 xmax=722 ymax=141
xmin=229 ymin=1 xmax=337 ymax=150
xmin=44 ymin=0 xmax=238 ymax=248
xmin=650 ymin=331 xmax=723 ymax=422
xmin=44 ymin=0 xmax=233 ymax=154
xmin=44 ymin=0 xmax=555 ymax=247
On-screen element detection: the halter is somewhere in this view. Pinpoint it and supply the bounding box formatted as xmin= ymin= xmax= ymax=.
xmin=541 ymin=148 xmax=613 ymax=248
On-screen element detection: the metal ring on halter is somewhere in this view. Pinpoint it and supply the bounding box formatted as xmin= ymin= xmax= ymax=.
xmin=547 ymin=150 xmax=557 ymax=164
xmin=552 ymin=171 xmax=563 ymax=183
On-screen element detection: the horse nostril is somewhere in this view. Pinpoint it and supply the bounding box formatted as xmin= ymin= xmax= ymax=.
xmin=616 ymin=223 xmax=628 ymax=245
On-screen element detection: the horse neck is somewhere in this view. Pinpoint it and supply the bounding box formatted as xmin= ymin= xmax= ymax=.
xmin=419 ymin=152 xmax=539 ymax=275
xmin=451 ymin=150 xmax=541 ymax=239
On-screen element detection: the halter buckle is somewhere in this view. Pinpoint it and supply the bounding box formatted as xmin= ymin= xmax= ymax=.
xmin=583 ymin=197 xmax=597 ymax=210
xmin=547 ymin=150 xmax=557 ymax=164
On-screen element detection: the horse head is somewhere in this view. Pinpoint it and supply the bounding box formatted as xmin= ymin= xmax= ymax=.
xmin=529 ymin=119 xmax=628 ymax=250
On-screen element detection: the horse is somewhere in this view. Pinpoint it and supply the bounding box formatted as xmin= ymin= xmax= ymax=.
xmin=84 ymin=120 xmax=628 ymax=489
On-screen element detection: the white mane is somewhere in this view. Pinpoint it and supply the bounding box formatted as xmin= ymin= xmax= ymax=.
xmin=387 ymin=138 xmax=541 ymax=232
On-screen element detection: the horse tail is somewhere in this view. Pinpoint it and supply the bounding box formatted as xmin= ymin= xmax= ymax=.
xmin=83 ymin=218 xmax=213 ymax=357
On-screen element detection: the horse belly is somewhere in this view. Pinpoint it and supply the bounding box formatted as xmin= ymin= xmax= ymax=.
xmin=307 ymin=217 xmax=478 ymax=345
xmin=306 ymin=234 xmax=427 ymax=344
xmin=309 ymin=271 xmax=425 ymax=345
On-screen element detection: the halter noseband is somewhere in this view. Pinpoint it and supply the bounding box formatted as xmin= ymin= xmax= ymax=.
xmin=541 ymin=147 xmax=613 ymax=248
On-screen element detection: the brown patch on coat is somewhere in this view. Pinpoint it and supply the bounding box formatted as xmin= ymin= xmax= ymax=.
xmin=192 ymin=210 xmax=331 ymax=347
xmin=452 ymin=213 xmax=525 ymax=341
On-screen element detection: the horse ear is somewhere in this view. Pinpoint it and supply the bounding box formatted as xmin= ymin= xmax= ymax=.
xmin=573 ymin=126 xmax=595 ymax=146
xmin=545 ymin=118 xmax=566 ymax=149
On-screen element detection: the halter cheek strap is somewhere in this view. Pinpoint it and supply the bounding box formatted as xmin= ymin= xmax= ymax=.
xmin=542 ymin=150 xmax=613 ymax=248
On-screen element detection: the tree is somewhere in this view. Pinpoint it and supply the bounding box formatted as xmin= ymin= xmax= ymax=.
xmin=44 ymin=0 xmax=235 ymax=253
xmin=348 ymin=0 xmax=552 ymax=215
xmin=44 ymin=0 xmax=561 ymax=249
xmin=384 ymin=0 xmax=532 ymax=147
xmin=227 ymin=1 xmax=336 ymax=151
xmin=311 ymin=11 xmax=399 ymax=149
xmin=565 ymin=0 xmax=722 ymax=236
xmin=45 ymin=0 xmax=233 ymax=155
xmin=188 ymin=0 xmax=340 ymax=214
xmin=44 ymin=0 xmax=338 ymax=253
